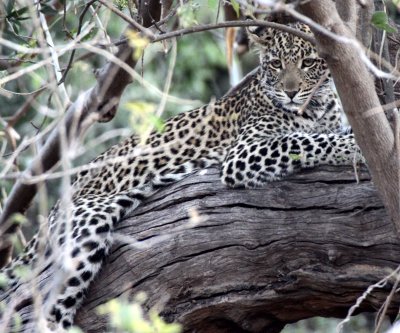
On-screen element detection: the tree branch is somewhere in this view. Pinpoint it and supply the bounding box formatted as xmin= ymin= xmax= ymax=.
xmin=151 ymin=20 xmax=316 ymax=44
xmin=0 ymin=39 xmax=138 ymax=267
xmin=97 ymin=0 xmax=155 ymax=39
xmin=71 ymin=166 xmax=399 ymax=333
xmin=356 ymin=0 xmax=374 ymax=46
xmin=336 ymin=0 xmax=357 ymax=34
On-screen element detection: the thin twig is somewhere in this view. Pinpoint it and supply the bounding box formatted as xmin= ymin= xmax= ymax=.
xmin=0 ymin=58 xmax=24 ymax=70
xmin=38 ymin=3 xmax=70 ymax=105
xmin=6 ymin=90 xmax=43 ymax=128
xmin=373 ymin=271 xmax=400 ymax=333
xmin=152 ymin=19 xmax=316 ymax=44
xmin=59 ymin=0 xmax=97 ymax=85
xmin=282 ymin=4 xmax=397 ymax=80
xmin=149 ymin=1 xmax=181 ymax=28
xmin=297 ymin=72 xmax=329 ymax=115
xmin=336 ymin=265 xmax=400 ymax=333
xmin=0 ymin=24 xmax=96 ymax=87
xmin=97 ymin=0 xmax=155 ymax=39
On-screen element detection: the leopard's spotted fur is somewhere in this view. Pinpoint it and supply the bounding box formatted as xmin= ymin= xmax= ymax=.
xmin=0 ymin=23 xmax=362 ymax=332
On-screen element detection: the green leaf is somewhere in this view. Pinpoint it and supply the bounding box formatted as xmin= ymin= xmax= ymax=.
xmin=5 ymin=0 xmax=15 ymax=16
xmin=372 ymin=11 xmax=388 ymax=25
xmin=0 ymin=273 xmax=8 ymax=289
xmin=14 ymin=266 xmax=30 ymax=279
xmin=393 ymin=0 xmax=400 ymax=7
xmin=148 ymin=114 xmax=165 ymax=133
xmin=230 ymin=0 xmax=240 ymax=18
xmin=371 ymin=11 xmax=397 ymax=33
xmin=39 ymin=4 xmax=59 ymax=15
xmin=289 ymin=153 xmax=302 ymax=161
xmin=126 ymin=30 xmax=149 ymax=60
xmin=12 ymin=6 xmax=30 ymax=20
xmin=13 ymin=313 xmax=22 ymax=330
xmin=114 ymin=0 xmax=128 ymax=10
xmin=98 ymin=298 xmax=182 ymax=333
xmin=11 ymin=213 xmax=27 ymax=226
xmin=7 ymin=6 xmax=29 ymax=19
xmin=10 ymin=20 xmax=21 ymax=34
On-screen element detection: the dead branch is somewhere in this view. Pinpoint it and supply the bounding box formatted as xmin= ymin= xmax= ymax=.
xmin=72 ymin=166 xmax=399 ymax=333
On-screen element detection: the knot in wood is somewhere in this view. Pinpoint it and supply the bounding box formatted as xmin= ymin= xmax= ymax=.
xmin=328 ymin=248 xmax=340 ymax=263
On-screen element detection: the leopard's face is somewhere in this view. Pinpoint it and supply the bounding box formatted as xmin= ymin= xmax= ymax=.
xmin=249 ymin=23 xmax=330 ymax=113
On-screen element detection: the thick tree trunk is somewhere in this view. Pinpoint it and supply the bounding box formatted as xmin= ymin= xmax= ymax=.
xmin=297 ymin=0 xmax=400 ymax=236
xmin=75 ymin=166 xmax=400 ymax=333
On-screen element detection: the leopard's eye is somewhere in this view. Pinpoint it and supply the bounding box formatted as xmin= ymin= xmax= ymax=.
xmin=302 ymin=58 xmax=317 ymax=68
xmin=269 ymin=59 xmax=282 ymax=69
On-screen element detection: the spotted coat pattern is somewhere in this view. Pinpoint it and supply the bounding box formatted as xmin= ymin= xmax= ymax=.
xmin=0 ymin=23 xmax=362 ymax=332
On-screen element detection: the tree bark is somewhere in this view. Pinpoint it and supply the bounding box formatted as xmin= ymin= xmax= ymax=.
xmin=296 ymin=0 xmax=400 ymax=236
xmin=75 ymin=166 xmax=400 ymax=333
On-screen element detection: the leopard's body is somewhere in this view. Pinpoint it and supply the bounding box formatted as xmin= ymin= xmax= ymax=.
xmin=0 ymin=23 xmax=362 ymax=332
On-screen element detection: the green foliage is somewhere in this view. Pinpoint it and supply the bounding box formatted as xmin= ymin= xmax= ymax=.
xmin=171 ymin=33 xmax=227 ymax=101
xmin=289 ymin=153 xmax=301 ymax=161
xmin=125 ymin=101 xmax=165 ymax=141
xmin=126 ymin=30 xmax=150 ymax=60
xmin=13 ymin=265 xmax=30 ymax=280
xmin=98 ymin=296 xmax=181 ymax=333
xmin=39 ymin=3 xmax=58 ymax=15
xmin=0 ymin=273 xmax=8 ymax=289
xmin=371 ymin=11 xmax=397 ymax=33
xmin=177 ymin=2 xmax=199 ymax=28
xmin=230 ymin=0 xmax=240 ymax=18
xmin=3 ymin=1 xmax=30 ymax=40
xmin=114 ymin=0 xmax=129 ymax=10
xmin=10 ymin=213 xmax=27 ymax=226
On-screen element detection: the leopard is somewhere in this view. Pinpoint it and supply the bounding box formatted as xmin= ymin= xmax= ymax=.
xmin=0 ymin=22 xmax=363 ymax=332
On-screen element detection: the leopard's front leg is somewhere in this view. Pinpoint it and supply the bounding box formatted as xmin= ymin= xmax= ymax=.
xmin=38 ymin=191 xmax=145 ymax=332
xmin=40 ymin=158 xmax=217 ymax=332
xmin=221 ymin=131 xmax=363 ymax=188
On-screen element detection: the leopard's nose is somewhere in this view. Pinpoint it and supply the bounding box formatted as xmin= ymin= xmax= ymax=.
xmin=285 ymin=90 xmax=298 ymax=99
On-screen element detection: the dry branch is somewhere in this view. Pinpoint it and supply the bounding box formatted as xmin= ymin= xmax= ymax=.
xmin=0 ymin=39 xmax=139 ymax=267
xmin=73 ymin=166 xmax=400 ymax=333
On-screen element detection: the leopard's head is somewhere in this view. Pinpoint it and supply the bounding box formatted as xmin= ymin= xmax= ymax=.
xmin=248 ymin=22 xmax=331 ymax=113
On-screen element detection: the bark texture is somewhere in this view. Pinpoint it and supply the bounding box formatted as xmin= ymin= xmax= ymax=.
xmin=297 ymin=0 xmax=400 ymax=235
xmin=75 ymin=166 xmax=400 ymax=333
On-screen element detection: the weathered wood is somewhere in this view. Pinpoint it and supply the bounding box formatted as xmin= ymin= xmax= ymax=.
xmin=74 ymin=166 xmax=400 ymax=333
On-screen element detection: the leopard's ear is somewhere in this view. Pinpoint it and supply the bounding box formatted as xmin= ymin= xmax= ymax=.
xmin=291 ymin=22 xmax=312 ymax=35
xmin=246 ymin=25 xmax=274 ymax=47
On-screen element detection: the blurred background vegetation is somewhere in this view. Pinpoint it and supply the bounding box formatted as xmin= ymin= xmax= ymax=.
xmin=0 ymin=0 xmax=398 ymax=332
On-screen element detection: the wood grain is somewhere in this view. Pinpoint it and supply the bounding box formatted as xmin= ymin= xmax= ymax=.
xmin=75 ymin=166 xmax=400 ymax=333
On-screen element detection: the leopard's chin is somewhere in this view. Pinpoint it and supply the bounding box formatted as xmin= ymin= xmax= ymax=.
xmin=281 ymin=101 xmax=302 ymax=113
